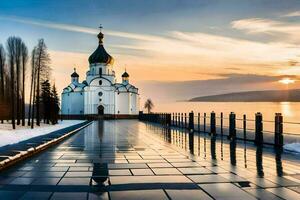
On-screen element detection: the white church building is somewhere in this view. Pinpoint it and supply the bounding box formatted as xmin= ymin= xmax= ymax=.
xmin=61 ymin=29 xmax=139 ymax=116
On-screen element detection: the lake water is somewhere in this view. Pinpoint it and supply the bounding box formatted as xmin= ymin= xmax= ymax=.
xmin=154 ymin=102 xmax=300 ymax=122
xmin=153 ymin=102 xmax=300 ymax=143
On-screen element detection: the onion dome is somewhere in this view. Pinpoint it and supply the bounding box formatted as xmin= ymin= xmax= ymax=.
xmin=71 ymin=68 xmax=79 ymax=77
xmin=122 ymin=71 xmax=129 ymax=78
xmin=88 ymin=28 xmax=114 ymax=65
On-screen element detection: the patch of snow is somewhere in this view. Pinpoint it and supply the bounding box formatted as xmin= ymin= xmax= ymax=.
xmin=284 ymin=143 xmax=300 ymax=154
xmin=0 ymin=120 xmax=86 ymax=147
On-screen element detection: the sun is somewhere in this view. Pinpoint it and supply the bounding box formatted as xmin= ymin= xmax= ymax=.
xmin=279 ymin=78 xmax=295 ymax=85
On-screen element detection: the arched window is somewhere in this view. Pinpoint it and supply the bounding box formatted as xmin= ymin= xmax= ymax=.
xmin=99 ymin=68 xmax=102 ymax=76
xmin=99 ymin=80 xmax=102 ymax=85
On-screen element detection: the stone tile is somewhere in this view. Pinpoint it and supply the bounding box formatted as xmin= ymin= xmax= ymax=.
xmin=266 ymin=176 xmax=300 ymax=187
xmin=267 ymin=187 xmax=300 ymax=200
xmin=31 ymin=178 xmax=60 ymax=185
xmin=22 ymin=171 xmax=65 ymax=178
xmin=166 ymin=189 xmax=213 ymax=200
xmin=88 ymin=192 xmax=109 ymax=200
xmin=110 ymin=175 xmax=192 ymax=184
xmin=9 ymin=177 xmax=35 ymax=185
xmin=108 ymin=163 xmax=148 ymax=169
xmin=246 ymin=189 xmax=283 ymax=200
xmin=219 ymin=173 xmax=248 ymax=182
xmin=152 ymin=168 xmax=181 ymax=175
xmin=110 ymin=190 xmax=168 ymax=200
xmin=20 ymin=192 xmax=52 ymax=200
xmin=109 ymin=169 xmax=131 ymax=176
xmin=64 ymin=171 xmax=92 ymax=177
xmin=128 ymin=159 xmax=165 ymax=163
xmin=68 ymin=167 xmax=90 ymax=171
xmin=51 ymin=192 xmax=87 ymax=200
xmin=188 ymin=175 xmax=229 ymax=183
xmin=171 ymin=162 xmax=200 ymax=168
xmin=58 ymin=177 xmax=91 ymax=185
xmin=199 ymin=183 xmax=257 ymax=200
xmin=177 ymin=167 xmax=212 ymax=175
xmin=131 ymin=169 xmax=154 ymax=176
xmin=0 ymin=190 xmax=25 ymax=199
xmin=147 ymin=163 xmax=173 ymax=168
xmin=247 ymin=177 xmax=279 ymax=188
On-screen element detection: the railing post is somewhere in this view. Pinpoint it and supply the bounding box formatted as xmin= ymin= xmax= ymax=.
xmin=198 ymin=113 xmax=200 ymax=132
xmin=210 ymin=111 xmax=216 ymax=135
xmin=203 ymin=113 xmax=206 ymax=133
xmin=274 ymin=113 xmax=283 ymax=147
xmin=189 ymin=111 xmax=194 ymax=154
xmin=243 ymin=114 xmax=246 ymax=141
xmin=189 ymin=111 xmax=194 ymax=131
xmin=184 ymin=113 xmax=187 ymax=129
xmin=229 ymin=112 xmax=236 ymax=140
xmin=255 ymin=112 xmax=263 ymax=145
xmin=220 ymin=112 xmax=223 ymax=135
xmin=181 ymin=113 xmax=184 ymax=128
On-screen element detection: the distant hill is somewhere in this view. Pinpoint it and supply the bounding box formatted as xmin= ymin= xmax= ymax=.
xmin=189 ymin=89 xmax=300 ymax=102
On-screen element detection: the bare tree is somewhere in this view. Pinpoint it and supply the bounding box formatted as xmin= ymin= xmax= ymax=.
xmin=6 ymin=37 xmax=16 ymax=129
xmin=34 ymin=39 xmax=51 ymax=126
xmin=144 ymin=98 xmax=154 ymax=113
xmin=15 ymin=38 xmax=22 ymax=125
xmin=0 ymin=44 xmax=6 ymax=123
xmin=20 ymin=42 xmax=28 ymax=126
xmin=28 ymin=48 xmax=36 ymax=127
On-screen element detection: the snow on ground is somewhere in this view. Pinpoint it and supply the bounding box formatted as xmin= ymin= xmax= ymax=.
xmin=0 ymin=120 xmax=85 ymax=147
xmin=284 ymin=143 xmax=300 ymax=154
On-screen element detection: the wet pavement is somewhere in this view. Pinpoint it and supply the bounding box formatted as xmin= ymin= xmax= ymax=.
xmin=0 ymin=120 xmax=300 ymax=200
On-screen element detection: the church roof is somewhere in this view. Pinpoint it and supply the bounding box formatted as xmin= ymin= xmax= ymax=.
xmin=88 ymin=31 xmax=114 ymax=65
xmin=122 ymin=71 xmax=129 ymax=78
xmin=71 ymin=68 xmax=79 ymax=77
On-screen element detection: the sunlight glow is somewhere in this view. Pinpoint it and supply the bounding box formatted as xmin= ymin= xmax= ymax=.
xmin=279 ymin=78 xmax=295 ymax=85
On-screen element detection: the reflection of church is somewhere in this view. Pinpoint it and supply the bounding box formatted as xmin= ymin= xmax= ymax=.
xmin=61 ymin=28 xmax=139 ymax=116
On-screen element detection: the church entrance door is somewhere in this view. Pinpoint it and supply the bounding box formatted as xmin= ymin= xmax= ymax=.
xmin=98 ymin=105 xmax=104 ymax=115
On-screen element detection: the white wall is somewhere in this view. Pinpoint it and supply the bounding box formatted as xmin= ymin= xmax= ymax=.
xmin=84 ymin=77 xmax=115 ymax=114
xmin=61 ymin=91 xmax=84 ymax=115
xmin=115 ymin=92 xmax=130 ymax=114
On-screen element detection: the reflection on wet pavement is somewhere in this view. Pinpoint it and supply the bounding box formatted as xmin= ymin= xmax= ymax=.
xmin=0 ymin=120 xmax=299 ymax=199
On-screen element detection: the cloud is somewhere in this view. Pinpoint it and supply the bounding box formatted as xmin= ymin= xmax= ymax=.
xmin=283 ymin=11 xmax=300 ymax=17
xmin=138 ymin=73 xmax=300 ymax=102
xmin=0 ymin=15 xmax=160 ymax=42
xmin=231 ymin=18 xmax=300 ymax=43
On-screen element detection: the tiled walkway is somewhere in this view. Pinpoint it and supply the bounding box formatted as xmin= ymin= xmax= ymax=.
xmin=0 ymin=120 xmax=300 ymax=200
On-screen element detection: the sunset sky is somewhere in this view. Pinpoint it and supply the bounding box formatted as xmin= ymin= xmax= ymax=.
xmin=1 ymin=0 xmax=300 ymax=104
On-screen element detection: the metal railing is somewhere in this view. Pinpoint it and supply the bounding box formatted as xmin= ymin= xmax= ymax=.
xmin=138 ymin=111 xmax=296 ymax=147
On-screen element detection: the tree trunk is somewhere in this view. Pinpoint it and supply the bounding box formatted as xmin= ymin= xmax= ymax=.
xmin=36 ymin=50 xmax=41 ymax=126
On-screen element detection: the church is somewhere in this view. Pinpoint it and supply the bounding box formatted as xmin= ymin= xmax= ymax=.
xmin=61 ymin=28 xmax=140 ymax=116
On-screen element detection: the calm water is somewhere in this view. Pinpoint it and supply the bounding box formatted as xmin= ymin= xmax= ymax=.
xmin=154 ymin=102 xmax=300 ymax=140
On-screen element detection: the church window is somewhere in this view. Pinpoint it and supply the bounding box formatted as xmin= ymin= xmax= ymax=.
xmin=99 ymin=98 xmax=102 ymax=102
xmin=99 ymin=80 xmax=102 ymax=85
xmin=98 ymin=92 xmax=103 ymax=96
xmin=99 ymin=68 xmax=102 ymax=76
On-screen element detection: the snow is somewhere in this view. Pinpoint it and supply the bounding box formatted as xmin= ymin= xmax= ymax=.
xmin=284 ymin=143 xmax=300 ymax=154
xmin=0 ymin=120 xmax=86 ymax=147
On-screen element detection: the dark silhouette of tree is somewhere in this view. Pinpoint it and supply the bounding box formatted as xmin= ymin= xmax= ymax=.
xmin=14 ymin=38 xmax=22 ymax=125
xmin=41 ymin=80 xmax=51 ymax=124
xmin=0 ymin=44 xmax=6 ymax=123
xmin=34 ymin=39 xmax=50 ymax=126
xmin=21 ymin=42 xmax=28 ymax=126
xmin=144 ymin=98 xmax=154 ymax=113
xmin=50 ymin=84 xmax=59 ymax=124
xmin=6 ymin=37 xmax=16 ymax=129
xmin=28 ymin=48 xmax=36 ymax=127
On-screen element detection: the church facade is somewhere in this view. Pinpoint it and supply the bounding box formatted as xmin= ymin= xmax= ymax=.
xmin=61 ymin=29 xmax=139 ymax=116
